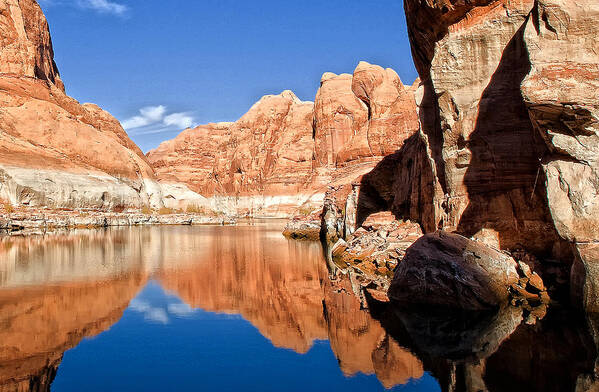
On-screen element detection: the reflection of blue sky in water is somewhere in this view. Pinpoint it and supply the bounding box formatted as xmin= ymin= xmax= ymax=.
xmin=52 ymin=281 xmax=440 ymax=392
xmin=127 ymin=282 xmax=244 ymax=325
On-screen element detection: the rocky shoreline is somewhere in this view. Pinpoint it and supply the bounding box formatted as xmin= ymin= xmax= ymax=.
xmin=0 ymin=210 xmax=236 ymax=236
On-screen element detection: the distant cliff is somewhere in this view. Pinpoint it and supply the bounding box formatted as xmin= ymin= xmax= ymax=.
xmin=147 ymin=61 xmax=419 ymax=217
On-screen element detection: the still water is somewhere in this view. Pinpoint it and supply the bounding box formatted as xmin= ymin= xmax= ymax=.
xmin=0 ymin=223 xmax=597 ymax=391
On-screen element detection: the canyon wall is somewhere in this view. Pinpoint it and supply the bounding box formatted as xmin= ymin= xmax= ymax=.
xmin=147 ymin=61 xmax=419 ymax=217
xmin=365 ymin=0 xmax=599 ymax=310
xmin=0 ymin=0 xmax=170 ymax=210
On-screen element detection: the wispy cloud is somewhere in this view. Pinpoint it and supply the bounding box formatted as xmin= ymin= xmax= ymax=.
xmin=38 ymin=0 xmax=128 ymax=17
xmin=122 ymin=105 xmax=196 ymax=133
xmin=77 ymin=0 xmax=128 ymax=15
xmin=164 ymin=112 xmax=194 ymax=129
xmin=122 ymin=105 xmax=167 ymax=129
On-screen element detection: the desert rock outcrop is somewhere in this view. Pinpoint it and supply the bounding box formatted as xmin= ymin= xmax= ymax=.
xmin=148 ymin=62 xmax=419 ymax=218
xmin=0 ymin=0 xmax=166 ymax=210
xmin=357 ymin=0 xmax=599 ymax=310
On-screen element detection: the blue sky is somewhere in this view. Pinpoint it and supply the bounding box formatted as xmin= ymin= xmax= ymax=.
xmin=39 ymin=0 xmax=417 ymax=152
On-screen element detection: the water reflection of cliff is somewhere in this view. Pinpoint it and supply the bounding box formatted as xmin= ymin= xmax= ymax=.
xmin=0 ymin=225 xmax=426 ymax=390
xmin=159 ymin=226 xmax=329 ymax=353
xmin=157 ymin=225 xmax=424 ymax=389
xmin=0 ymin=273 xmax=146 ymax=391
xmin=2 ymin=225 xmax=598 ymax=392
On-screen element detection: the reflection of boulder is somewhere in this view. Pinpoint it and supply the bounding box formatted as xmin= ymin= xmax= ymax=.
xmin=0 ymin=274 xmax=146 ymax=391
xmin=158 ymin=227 xmax=329 ymax=354
xmin=390 ymin=305 xmax=523 ymax=362
xmin=485 ymin=310 xmax=596 ymax=392
xmin=376 ymin=300 xmax=597 ymax=392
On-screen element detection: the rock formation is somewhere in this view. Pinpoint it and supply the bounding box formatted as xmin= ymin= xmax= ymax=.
xmin=331 ymin=212 xmax=423 ymax=286
xmin=0 ymin=0 xmax=168 ymax=210
xmin=342 ymin=0 xmax=599 ymax=311
xmin=148 ymin=62 xmax=419 ymax=217
xmin=388 ymin=231 xmax=548 ymax=310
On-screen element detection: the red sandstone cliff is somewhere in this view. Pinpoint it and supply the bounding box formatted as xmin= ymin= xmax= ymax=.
xmin=0 ymin=0 xmax=166 ymax=210
xmin=147 ymin=62 xmax=419 ymax=217
xmin=348 ymin=0 xmax=599 ymax=310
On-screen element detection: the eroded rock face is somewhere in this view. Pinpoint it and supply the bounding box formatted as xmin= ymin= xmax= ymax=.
xmin=352 ymin=62 xmax=420 ymax=158
xmin=148 ymin=62 xmax=419 ymax=218
xmin=385 ymin=0 xmax=599 ymax=310
xmin=0 ymin=0 xmax=164 ymax=210
xmin=148 ymin=92 xmax=324 ymax=217
xmin=314 ymin=72 xmax=369 ymax=166
xmin=0 ymin=0 xmax=62 ymax=87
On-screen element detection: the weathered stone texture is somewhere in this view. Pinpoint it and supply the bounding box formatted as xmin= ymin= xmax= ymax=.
xmin=0 ymin=0 xmax=165 ymax=210
xmin=149 ymin=62 xmax=419 ymax=218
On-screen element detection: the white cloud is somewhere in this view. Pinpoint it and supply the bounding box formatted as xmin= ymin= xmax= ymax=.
xmin=122 ymin=105 xmax=167 ymax=129
xmin=164 ymin=112 xmax=194 ymax=129
xmin=121 ymin=105 xmax=195 ymax=132
xmin=77 ymin=0 xmax=128 ymax=15
xmin=129 ymin=298 xmax=151 ymax=312
xmin=128 ymin=298 xmax=170 ymax=324
xmin=38 ymin=0 xmax=128 ymax=16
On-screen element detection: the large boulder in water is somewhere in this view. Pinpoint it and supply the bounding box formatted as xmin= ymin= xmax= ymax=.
xmin=388 ymin=232 xmax=520 ymax=310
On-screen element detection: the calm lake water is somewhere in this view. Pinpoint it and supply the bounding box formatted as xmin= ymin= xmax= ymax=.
xmin=0 ymin=222 xmax=596 ymax=391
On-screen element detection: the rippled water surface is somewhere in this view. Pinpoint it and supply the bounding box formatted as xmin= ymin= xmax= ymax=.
xmin=0 ymin=223 xmax=597 ymax=391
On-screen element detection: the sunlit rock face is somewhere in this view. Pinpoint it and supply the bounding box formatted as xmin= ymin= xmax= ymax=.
xmin=0 ymin=0 xmax=61 ymax=87
xmin=148 ymin=62 xmax=419 ymax=218
xmin=0 ymin=0 xmax=164 ymax=210
xmin=400 ymin=0 xmax=559 ymax=252
xmin=0 ymin=274 xmax=146 ymax=391
xmin=520 ymin=1 xmax=599 ymax=310
xmin=383 ymin=0 xmax=599 ymax=309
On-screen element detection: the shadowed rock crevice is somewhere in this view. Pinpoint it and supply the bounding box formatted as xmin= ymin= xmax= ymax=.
xmin=456 ymin=20 xmax=563 ymax=257
xmin=357 ymin=132 xmax=438 ymax=233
